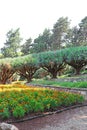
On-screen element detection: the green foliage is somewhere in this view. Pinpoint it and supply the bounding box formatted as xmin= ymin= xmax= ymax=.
xmin=13 ymin=54 xmax=38 ymax=68
xmin=65 ymin=16 xmax=87 ymax=47
xmin=1 ymin=28 xmax=22 ymax=58
xmin=65 ymin=27 xmax=80 ymax=47
xmin=33 ymin=102 xmax=44 ymax=112
xmin=33 ymin=28 xmax=52 ymax=53
xmin=21 ymin=38 xmax=32 ymax=55
xmin=31 ymin=79 xmax=87 ymax=88
xmin=79 ymin=16 xmax=87 ymax=45
xmin=0 ymin=46 xmax=87 ymax=82
xmin=12 ymin=54 xmax=39 ymax=82
xmin=61 ymin=93 xmax=84 ymax=106
xmin=37 ymin=50 xmax=65 ymax=78
xmin=64 ymin=46 xmax=87 ymax=62
xmin=38 ymin=50 xmax=64 ymax=65
xmin=0 ymin=85 xmax=84 ymax=119
xmin=0 ymin=108 xmax=10 ymax=119
xmin=63 ymin=46 xmax=87 ymax=74
xmin=13 ymin=106 xmax=25 ymax=118
xmin=52 ymin=17 xmax=70 ymax=49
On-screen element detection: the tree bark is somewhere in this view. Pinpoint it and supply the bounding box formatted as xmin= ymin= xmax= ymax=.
xmin=75 ymin=68 xmax=81 ymax=75
xmin=51 ymin=71 xmax=57 ymax=79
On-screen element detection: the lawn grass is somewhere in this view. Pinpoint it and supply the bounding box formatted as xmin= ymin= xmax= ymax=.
xmin=30 ymin=79 xmax=87 ymax=88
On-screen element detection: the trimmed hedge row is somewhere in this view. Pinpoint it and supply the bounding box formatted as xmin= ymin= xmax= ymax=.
xmin=0 ymin=46 xmax=87 ymax=83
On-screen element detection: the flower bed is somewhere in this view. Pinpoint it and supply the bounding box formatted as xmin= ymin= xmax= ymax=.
xmin=0 ymin=84 xmax=84 ymax=120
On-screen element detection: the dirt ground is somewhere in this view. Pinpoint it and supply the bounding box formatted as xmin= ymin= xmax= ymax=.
xmin=13 ymin=106 xmax=87 ymax=130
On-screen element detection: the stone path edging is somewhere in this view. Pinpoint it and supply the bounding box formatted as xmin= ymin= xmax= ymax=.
xmin=7 ymin=102 xmax=87 ymax=124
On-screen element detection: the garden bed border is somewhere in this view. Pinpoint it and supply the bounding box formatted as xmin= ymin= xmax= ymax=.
xmin=5 ymin=83 xmax=87 ymax=124
xmin=7 ymin=102 xmax=87 ymax=124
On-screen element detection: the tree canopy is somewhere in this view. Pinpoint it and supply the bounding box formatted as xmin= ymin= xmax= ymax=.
xmin=51 ymin=17 xmax=70 ymax=49
xmin=21 ymin=38 xmax=32 ymax=55
xmin=63 ymin=46 xmax=87 ymax=74
xmin=0 ymin=16 xmax=87 ymax=57
xmin=1 ymin=28 xmax=22 ymax=58
xmin=37 ymin=50 xmax=65 ymax=78
xmin=32 ymin=28 xmax=52 ymax=53
xmin=0 ymin=46 xmax=87 ymax=83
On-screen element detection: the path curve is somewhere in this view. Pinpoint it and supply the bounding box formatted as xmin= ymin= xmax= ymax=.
xmin=13 ymin=106 xmax=87 ymax=130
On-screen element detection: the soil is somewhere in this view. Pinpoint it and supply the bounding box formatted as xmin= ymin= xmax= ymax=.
xmin=11 ymin=106 xmax=87 ymax=130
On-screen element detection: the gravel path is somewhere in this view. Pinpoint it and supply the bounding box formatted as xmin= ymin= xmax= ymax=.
xmin=13 ymin=106 xmax=87 ymax=130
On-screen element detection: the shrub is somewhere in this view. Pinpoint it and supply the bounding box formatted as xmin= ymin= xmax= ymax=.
xmin=0 ymin=84 xmax=84 ymax=119
xmin=0 ymin=108 xmax=10 ymax=119
xmin=13 ymin=106 xmax=25 ymax=118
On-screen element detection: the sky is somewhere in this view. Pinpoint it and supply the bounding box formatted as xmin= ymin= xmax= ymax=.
xmin=0 ymin=0 xmax=87 ymax=48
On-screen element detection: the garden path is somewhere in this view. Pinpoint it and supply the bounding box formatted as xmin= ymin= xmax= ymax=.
xmin=14 ymin=106 xmax=87 ymax=130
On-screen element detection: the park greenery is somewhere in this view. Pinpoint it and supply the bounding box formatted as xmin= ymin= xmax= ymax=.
xmin=0 ymin=46 xmax=87 ymax=84
xmin=31 ymin=79 xmax=87 ymax=88
xmin=0 ymin=84 xmax=84 ymax=119
xmin=0 ymin=16 xmax=86 ymax=84
xmin=0 ymin=16 xmax=87 ymax=120
xmin=0 ymin=16 xmax=87 ymax=57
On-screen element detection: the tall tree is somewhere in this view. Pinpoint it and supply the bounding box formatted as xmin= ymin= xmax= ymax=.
xmin=1 ymin=28 xmax=22 ymax=57
xmin=78 ymin=16 xmax=87 ymax=45
xmin=65 ymin=26 xmax=80 ymax=47
xmin=32 ymin=28 xmax=52 ymax=53
xmin=21 ymin=38 xmax=32 ymax=55
xmin=51 ymin=17 xmax=70 ymax=50
xmin=65 ymin=16 xmax=87 ymax=47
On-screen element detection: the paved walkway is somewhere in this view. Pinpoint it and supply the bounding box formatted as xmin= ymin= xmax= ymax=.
xmin=14 ymin=106 xmax=87 ymax=130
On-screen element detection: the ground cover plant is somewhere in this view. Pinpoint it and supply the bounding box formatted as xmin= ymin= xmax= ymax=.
xmin=31 ymin=79 xmax=87 ymax=88
xmin=0 ymin=84 xmax=84 ymax=120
